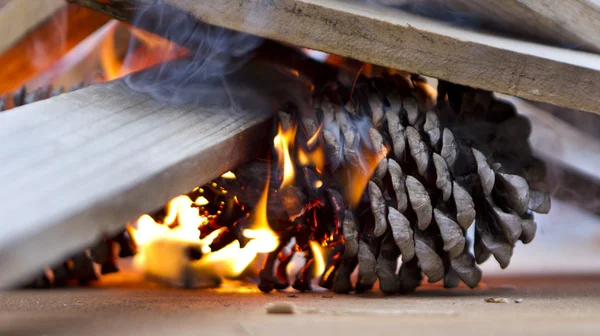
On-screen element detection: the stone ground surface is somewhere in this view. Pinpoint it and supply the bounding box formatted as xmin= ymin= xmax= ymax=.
xmin=1 ymin=272 xmax=600 ymax=336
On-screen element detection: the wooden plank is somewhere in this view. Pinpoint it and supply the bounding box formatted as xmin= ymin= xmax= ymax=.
xmin=0 ymin=62 xmax=289 ymax=289
xmin=70 ymin=0 xmax=600 ymax=115
xmin=382 ymin=0 xmax=600 ymax=54
xmin=0 ymin=0 xmax=65 ymax=55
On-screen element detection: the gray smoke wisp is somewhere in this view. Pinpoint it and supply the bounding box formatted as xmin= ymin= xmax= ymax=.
xmin=121 ymin=4 xmax=312 ymax=114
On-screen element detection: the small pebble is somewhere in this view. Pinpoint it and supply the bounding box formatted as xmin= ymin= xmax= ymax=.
xmin=514 ymin=298 xmax=524 ymax=303
xmin=287 ymin=294 xmax=298 ymax=298
xmin=484 ymin=297 xmax=509 ymax=303
xmin=265 ymin=302 xmax=297 ymax=314
xmin=322 ymin=295 xmax=333 ymax=298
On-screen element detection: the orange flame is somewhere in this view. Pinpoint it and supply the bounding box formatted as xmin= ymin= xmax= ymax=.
xmin=206 ymin=176 xmax=278 ymax=275
xmin=309 ymin=241 xmax=325 ymax=277
xmin=306 ymin=122 xmax=323 ymax=148
xmin=100 ymin=23 xmax=188 ymax=81
xmin=130 ymin=177 xmax=278 ymax=282
xmin=274 ymin=123 xmax=297 ymax=189
xmin=344 ymin=144 xmax=389 ymax=207
xmin=244 ymin=176 xmax=277 ymax=238
xmin=298 ymin=146 xmax=325 ymax=172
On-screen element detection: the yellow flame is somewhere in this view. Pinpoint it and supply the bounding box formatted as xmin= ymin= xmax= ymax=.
xmin=161 ymin=195 xmax=204 ymax=227
xmin=221 ymin=171 xmax=236 ymax=179
xmin=205 ymin=177 xmax=279 ymax=275
xmin=321 ymin=250 xmax=340 ymax=282
xmin=274 ymin=123 xmax=297 ymax=189
xmin=309 ymin=241 xmax=325 ymax=277
xmin=242 ymin=177 xmax=278 ymax=249
xmin=306 ymin=122 xmax=323 ymax=148
xmin=194 ymin=196 xmax=209 ymax=206
xmin=130 ymin=181 xmax=278 ymax=282
xmin=298 ymin=146 xmax=325 ymax=172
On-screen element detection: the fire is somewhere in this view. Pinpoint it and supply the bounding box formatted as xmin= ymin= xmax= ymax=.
xmin=298 ymin=147 xmax=326 ymax=172
xmin=1 ymin=10 xmax=186 ymax=98
xmin=274 ymin=123 xmax=297 ymax=189
xmin=242 ymin=177 xmax=278 ymax=248
xmin=344 ymin=144 xmax=389 ymax=207
xmin=100 ymin=23 xmax=188 ymax=81
xmin=221 ymin=171 xmax=236 ymax=179
xmin=309 ymin=241 xmax=325 ymax=277
xmin=130 ymin=173 xmax=278 ymax=284
xmin=306 ymin=122 xmax=323 ymax=148
xmin=298 ymin=121 xmax=325 ymax=171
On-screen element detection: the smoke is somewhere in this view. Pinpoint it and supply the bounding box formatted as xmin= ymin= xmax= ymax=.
xmin=121 ymin=3 xmax=311 ymax=113
xmin=122 ymin=4 xmax=262 ymax=104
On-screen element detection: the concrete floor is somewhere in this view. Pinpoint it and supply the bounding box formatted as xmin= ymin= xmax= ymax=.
xmin=1 ymin=272 xmax=600 ymax=336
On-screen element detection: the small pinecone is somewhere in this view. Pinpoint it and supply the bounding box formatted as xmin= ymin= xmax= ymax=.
xmin=24 ymin=229 xmax=135 ymax=288
xmin=2 ymin=83 xmax=85 ymax=113
xmin=315 ymin=75 xmax=550 ymax=294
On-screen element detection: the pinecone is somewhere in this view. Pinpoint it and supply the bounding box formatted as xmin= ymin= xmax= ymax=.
xmin=23 ymin=229 xmax=136 ymax=288
xmin=313 ymin=75 xmax=550 ymax=294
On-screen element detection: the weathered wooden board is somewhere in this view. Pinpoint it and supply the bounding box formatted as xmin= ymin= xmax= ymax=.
xmin=382 ymin=0 xmax=600 ymax=54
xmin=0 ymin=61 xmax=307 ymax=289
xmin=70 ymin=0 xmax=600 ymax=115
xmin=181 ymin=0 xmax=600 ymax=114
xmin=70 ymin=0 xmax=600 ymax=113
xmin=0 ymin=0 xmax=64 ymax=55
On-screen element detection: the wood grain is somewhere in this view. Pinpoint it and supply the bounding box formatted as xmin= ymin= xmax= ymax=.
xmin=0 ymin=61 xmax=297 ymax=289
xmin=382 ymin=0 xmax=600 ymax=54
xmin=71 ymin=0 xmax=600 ymax=114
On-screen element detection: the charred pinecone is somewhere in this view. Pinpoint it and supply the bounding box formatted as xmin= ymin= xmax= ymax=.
xmin=313 ymin=76 xmax=550 ymax=294
xmin=208 ymin=156 xmax=344 ymax=292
